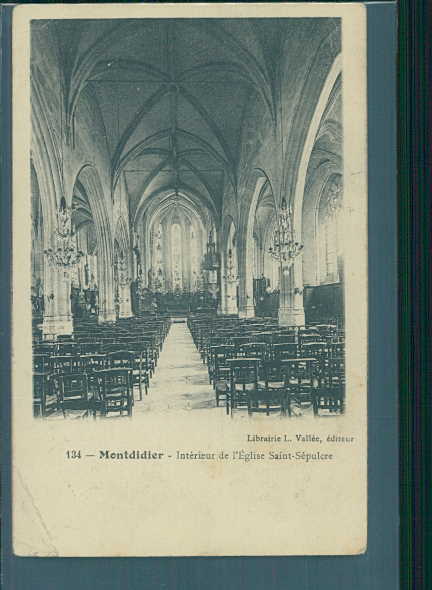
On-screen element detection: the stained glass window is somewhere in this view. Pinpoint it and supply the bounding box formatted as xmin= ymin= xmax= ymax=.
xmin=171 ymin=223 xmax=182 ymax=290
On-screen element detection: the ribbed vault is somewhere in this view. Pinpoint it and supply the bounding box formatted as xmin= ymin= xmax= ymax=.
xmin=46 ymin=18 xmax=285 ymax=220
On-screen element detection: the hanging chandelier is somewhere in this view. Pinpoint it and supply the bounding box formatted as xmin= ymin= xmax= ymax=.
xmin=222 ymin=248 xmax=238 ymax=283
xmin=44 ymin=199 xmax=84 ymax=269
xmin=268 ymin=197 xmax=303 ymax=271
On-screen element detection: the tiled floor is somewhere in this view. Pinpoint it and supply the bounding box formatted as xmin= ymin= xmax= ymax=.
xmin=135 ymin=322 xmax=310 ymax=419
xmin=134 ymin=320 xmax=226 ymax=416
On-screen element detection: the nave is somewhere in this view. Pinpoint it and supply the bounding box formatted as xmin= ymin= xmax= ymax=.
xmin=31 ymin=18 xmax=346 ymax=420
xmin=133 ymin=321 xmax=218 ymax=415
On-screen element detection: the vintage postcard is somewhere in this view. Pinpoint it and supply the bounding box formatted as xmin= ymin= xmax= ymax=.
xmin=12 ymin=3 xmax=367 ymax=556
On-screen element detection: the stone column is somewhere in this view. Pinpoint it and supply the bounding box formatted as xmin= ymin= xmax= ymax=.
xmin=226 ymin=280 xmax=238 ymax=314
xmin=116 ymin=252 xmax=133 ymax=318
xmin=42 ymin=263 xmax=73 ymax=339
xmin=218 ymin=255 xmax=227 ymax=314
xmin=278 ymin=257 xmax=305 ymax=327
xmin=238 ymin=247 xmax=255 ymax=318
xmin=98 ymin=260 xmax=116 ymax=324
xmin=118 ymin=281 xmax=133 ymax=318
xmin=238 ymin=278 xmax=255 ymax=318
xmin=98 ymin=299 xmax=116 ymax=323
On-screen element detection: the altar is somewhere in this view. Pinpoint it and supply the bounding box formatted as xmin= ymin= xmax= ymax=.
xmin=156 ymin=291 xmax=217 ymax=315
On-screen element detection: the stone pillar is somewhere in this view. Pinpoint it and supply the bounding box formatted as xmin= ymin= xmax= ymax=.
xmin=238 ymin=275 xmax=255 ymax=317
xmin=118 ymin=281 xmax=133 ymax=318
xmin=278 ymin=258 xmax=305 ymax=327
xmin=98 ymin=301 xmax=116 ymax=323
xmin=238 ymin=302 xmax=254 ymax=318
xmin=218 ymin=255 xmax=227 ymax=314
xmin=226 ymin=281 xmax=238 ymax=314
xmin=98 ymin=261 xmax=116 ymax=324
xmin=238 ymin=249 xmax=255 ymax=318
xmin=42 ymin=263 xmax=73 ymax=339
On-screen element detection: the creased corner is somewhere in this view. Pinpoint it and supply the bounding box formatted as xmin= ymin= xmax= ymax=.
xmin=13 ymin=468 xmax=59 ymax=557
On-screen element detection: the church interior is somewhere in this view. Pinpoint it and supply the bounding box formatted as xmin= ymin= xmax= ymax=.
xmin=31 ymin=18 xmax=345 ymax=419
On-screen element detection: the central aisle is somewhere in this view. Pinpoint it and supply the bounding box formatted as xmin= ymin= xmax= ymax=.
xmin=134 ymin=321 xmax=222 ymax=416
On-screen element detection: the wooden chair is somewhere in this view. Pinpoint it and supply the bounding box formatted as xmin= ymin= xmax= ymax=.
xmin=93 ymin=368 xmax=133 ymax=417
xmin=140 ymin=337 xmax=158 ymax=369
xmin=33 ymin=354 xmax=52 ymax=374
xmin=56 ymin=334 xmax=74 ymax=342
xmin=205 ymin=334 xmax=227 ymax=358
xmin=299 ymin=331 xmax=321 ymax=345
xmin=126 ymin=345 xmax=150 ymax=400
xmin=313 ymin=383 xmax=345 ymax=415
xmin=321 ymin=356 xmax=345 ymax=388
xmin=33 ymin=372 xmax=58 ymax=417
xmin=283 ymin=358 xmax=319 ymax=414
xmin=227 ymin=358 xmax=260 ymax=416
xmin=51 ymin=355 xmax=84 ymax=374
xmin=248 ymin=360 xmax=286 ymax=416
xmin=103 ymin=342 xmax=129 ymax=354
xmin=239 ymin=342 xmax=268 ymax=362
xmin=135 ymin=344 xmax=154 ymax=379
xmin=230 ymin=336 xmax=250 ymax=351
xmin=247 ymin=331 xmax=274 ymax=345
xmin=135 ymin=339 xmax=156 ymax=375
xmin=51 ymin=373 xmax=91 ymax=418
xmin=209 ymin=345 xmax=236 ymax=407
xmin=34 ymin=343 xmax=57 ymax=357
xmin=107 ymin=350 xmax=134 ymax=370
xmin=273 ymin=334 xmax=297 ymax=345
xmin=272 ymin=342 xmax=298 ymax=361
xmin=301 ymin=342 xmax=328 ymax=373
xmin=80 ymin=342 xmax=101 ymax=355
xmin=329 ymin=342 xmax=345 ymax=359
xmin=81 ymin=353 xmax=108 ymax=391
xmin=314 ymin=356 xmax=345 ymax=415
xmin=57 ymin=342 xmax=81 ymax=356
xmin=107 ymin=350 xmax=136 ymax=401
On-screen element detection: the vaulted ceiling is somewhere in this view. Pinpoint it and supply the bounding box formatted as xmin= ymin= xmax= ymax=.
xmin=36 ymin=18 xmax=339 ymax=222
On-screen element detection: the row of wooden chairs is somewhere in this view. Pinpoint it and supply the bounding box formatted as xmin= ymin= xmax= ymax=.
xmin=33 ymin=315 xmax=171 ymax=418
xmin=188 ymin=313 xmax=345 ymax=417
xmin=207 ymin=341 xmax=344 ymax=382
xmin=213 ymin=357 xmax=344 ymax=417
xmin=188 ymin=316 xmax=343 ymax=364
xmin=34 ymin=368 xmax=134 ymax=419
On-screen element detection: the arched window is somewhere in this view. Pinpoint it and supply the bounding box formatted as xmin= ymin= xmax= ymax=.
xmin=171 ymin=223 xmax=182 ymax=290
xmin=318 ymin=175 xmax=342 ymax=284
xmin=148 ymin=196 xmax=207 ymax=292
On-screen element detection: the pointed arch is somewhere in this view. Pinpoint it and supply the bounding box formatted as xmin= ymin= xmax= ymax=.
xmin=71 ymin=164 xmax=115 ymax=322
xmin=114 ymin=216 xmax=130 ymax=254
xmin=291 ymin=54 xmax=342 ymax=238
xmin=237 ymin=169 xmax=275 ymax=316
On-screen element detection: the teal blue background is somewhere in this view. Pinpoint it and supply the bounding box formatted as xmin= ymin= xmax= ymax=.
xmin=1 ymin=4 xmax=398 ymax=589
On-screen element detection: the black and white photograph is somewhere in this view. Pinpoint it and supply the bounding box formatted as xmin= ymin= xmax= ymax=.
xmin=30 ymin=16 xmax=345 ymax=421
xmin=13 ymin=3 xmax=367 ymax=557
